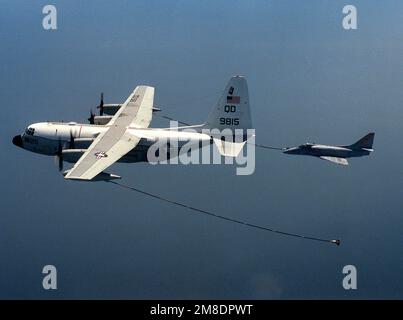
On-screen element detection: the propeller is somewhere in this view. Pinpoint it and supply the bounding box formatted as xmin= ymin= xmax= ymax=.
xmin=54 ymin=132 xmax=75 ymax=173
xmin=88 ymin=109 xmax=95 ymax=124
xmin=54 ymin=138 xmax=63 ymax=172
xmin=97 ymin=92 xmax=104 ymax=116
xmin=69 ymin=130 xmax=75 ymax=149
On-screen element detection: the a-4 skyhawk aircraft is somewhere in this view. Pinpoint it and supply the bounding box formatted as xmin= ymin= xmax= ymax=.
xmin=283 ymin=133 xmax=375 ymax=166
xmin=12 ymin=76 xmax=253 ymax=181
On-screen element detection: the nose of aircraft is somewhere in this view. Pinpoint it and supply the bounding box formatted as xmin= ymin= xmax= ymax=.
xmin=283 ymin=146 xmax=301 ymax=155
xmin=12 ymin=135 xmax=23 ymax=148
xmin=283 ymin=147 xmax=294 ymax=154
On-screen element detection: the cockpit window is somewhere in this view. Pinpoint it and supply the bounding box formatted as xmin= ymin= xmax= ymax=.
xmin=25 ymin=127 xmax=35 ymax=136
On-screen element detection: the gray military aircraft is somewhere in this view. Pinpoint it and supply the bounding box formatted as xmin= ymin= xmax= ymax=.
xmin=283 ymin=133 xmax=375 ymax=166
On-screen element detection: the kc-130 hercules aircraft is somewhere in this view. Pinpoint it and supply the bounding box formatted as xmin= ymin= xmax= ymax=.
xmin=12 ymin=76 xmax=253 ymax=181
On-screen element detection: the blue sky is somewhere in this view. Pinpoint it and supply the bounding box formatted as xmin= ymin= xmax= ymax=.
xmin=0 ymin=0 xmax=402 ymax=298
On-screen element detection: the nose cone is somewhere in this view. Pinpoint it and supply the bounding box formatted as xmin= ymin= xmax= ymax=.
xmin=283 ymin=147 xmax=297 ymax=154
xmin=12 ymin=135 xmax=23 ymax=148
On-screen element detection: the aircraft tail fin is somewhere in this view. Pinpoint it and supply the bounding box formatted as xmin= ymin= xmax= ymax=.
xmin=202 ymin=76 xmax=252 ymax=133
xmin=348 ymin=133 xmax=375 ymax=150
xmin=200 ymin=76 xmax=253 ymax=157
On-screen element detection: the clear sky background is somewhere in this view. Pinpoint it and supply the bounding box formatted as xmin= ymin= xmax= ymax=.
xmin=0 ymin=0 xmax=402 ymax=299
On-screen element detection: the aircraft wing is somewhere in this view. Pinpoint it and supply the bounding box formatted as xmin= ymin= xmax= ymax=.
xmin=65 ymin=86 xmax=154 ymax=180
xmin=319 ymin=156 xmax=349 ymax=166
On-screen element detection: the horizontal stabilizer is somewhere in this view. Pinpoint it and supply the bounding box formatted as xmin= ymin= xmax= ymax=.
xmin=213 ymin=138 xmax=246 ymax=157
xmin=320 ymin=156 xmax=349 ymax=166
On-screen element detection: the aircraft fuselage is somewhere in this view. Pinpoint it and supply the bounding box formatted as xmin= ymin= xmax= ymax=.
xmin=283 ymin=144 xmax=371 ymax=158
xmin=12 ymin=122 xmax=212 ymax=163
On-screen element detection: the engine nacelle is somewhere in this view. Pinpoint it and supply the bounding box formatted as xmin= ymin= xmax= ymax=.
xmin=94 ymin=115 xmax=113 ymax=125
xmin=62 ymin=149 xmax=86 ymax=163
xmin=152 ymin=106 xmax=161 ymax=113
xmin=102 ymin=104 xmax=121 ymax=116
xmin=73 ymin=138 xmax=95 ymax=149
xmin=101 ymin=104 xmax=161 ymax=116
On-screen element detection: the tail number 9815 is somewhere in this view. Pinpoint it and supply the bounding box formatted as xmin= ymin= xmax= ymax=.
xmin=220 ymin=117 xmax=239 ymax=125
